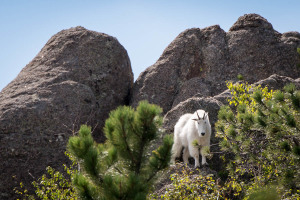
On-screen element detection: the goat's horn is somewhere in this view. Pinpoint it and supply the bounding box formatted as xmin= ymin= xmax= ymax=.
xmin=203 ymin=112 xmax=206 ymax=119
xmin=196 ymin=111 xmax=201 ymax=120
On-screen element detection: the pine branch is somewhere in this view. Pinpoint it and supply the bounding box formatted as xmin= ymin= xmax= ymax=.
xmin=260 ymin=100 xmax=300 ymax=132
xmin=135 ymin=120 xmax=153 ymax=174
xmin=119 ymin=117 xmax=137 ymax=170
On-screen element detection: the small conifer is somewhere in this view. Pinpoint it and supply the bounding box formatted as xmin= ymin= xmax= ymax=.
xmin=68 ymin=101 xmax=173 ymax=200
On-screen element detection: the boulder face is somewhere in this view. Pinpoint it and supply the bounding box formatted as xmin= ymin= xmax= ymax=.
xmin=0 ymin=26 xmax=133 ymax=199
xmin=130 ymin=14 xmax=300 ymax=113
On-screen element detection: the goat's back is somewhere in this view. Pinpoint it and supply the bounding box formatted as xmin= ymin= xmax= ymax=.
xmin=174 ymin=113 xmax=193 ymax=136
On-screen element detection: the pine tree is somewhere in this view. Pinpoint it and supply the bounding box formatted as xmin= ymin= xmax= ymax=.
xmin=216 ymin=82 xmax=300 ymax=198
xmin=67 ymin=101 xmax=173 ymax=200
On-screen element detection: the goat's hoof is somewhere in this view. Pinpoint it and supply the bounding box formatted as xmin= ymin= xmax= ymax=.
xmin=194 ymin=164 xmax=200 ymax=168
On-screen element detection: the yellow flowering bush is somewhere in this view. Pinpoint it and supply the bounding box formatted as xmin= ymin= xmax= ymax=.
xmin=216 ymin=82 xmax=300 ymax=199
xmin=149 ymin=165 xmax=244 ymax=200
xmin=15 ymin=152 xmax=78 ymax=200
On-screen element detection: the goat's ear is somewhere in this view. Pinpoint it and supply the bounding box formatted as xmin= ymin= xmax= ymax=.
xmin=192 ymin=118 xmax=198 ymax=121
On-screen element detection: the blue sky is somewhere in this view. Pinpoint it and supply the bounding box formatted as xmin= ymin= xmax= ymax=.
xmin=1 ymin=0 xmax=300 ymax=91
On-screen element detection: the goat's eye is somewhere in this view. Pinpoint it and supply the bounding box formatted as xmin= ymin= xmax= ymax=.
xmin=205 ymin=122 xmax=206 ymax=124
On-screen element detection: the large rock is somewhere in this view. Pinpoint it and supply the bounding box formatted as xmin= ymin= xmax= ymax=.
xmin=130 ymin=14 xmax=300 ymax=113
xmin=227 ymin=14 xmax=299 ymax=83
xmin=0 ymin=26 xmax=133 ymax=199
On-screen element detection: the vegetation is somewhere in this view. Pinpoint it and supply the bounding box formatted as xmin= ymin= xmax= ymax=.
xmin=16 ymin=101 xmax=172 ymax=200
xmin=149 ymin=165 xmax=245 ymax=200
xmin=67 ymin=100 xmax=173 ymax=200
xmin=16 ymin=82 xmax=300 ymax=199
xmin=237 ymin=74 xmax=244 ymax=81
xmin=215 ymin=81 xmax=300 ymax=199
xmin=15 ymin=152 xmax=78 ymax=200
xmin=150 ymin=81 xmax=299 ymax=199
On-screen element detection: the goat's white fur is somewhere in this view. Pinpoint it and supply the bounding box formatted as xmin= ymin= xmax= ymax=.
xmin=171 ymin=110 xmax=211 ymax=168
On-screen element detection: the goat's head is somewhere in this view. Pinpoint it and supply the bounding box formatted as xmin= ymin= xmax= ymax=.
xmin=192 ymin=111 xmax=208 ymax=137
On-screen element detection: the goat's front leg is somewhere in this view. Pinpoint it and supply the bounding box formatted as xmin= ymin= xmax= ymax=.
xmin=200 ymin=146 xmax=208 ymax=165
xmin=189 ymin=145 xmax=200 ymax=168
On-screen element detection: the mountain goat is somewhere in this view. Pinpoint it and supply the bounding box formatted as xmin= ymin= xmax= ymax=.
xmin=171 ymin=110 xmax=211 ymax=168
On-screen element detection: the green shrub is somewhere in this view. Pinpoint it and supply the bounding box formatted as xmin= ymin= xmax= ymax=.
xmin=15 ymin=152 xmax=77 ymax=200
xmin=149 ymin=165 xmax=244 ymax=200
xmin=237 ymin=74 xmax=244 ymax=81
xmin=68 ymin=101 xmax=173 ymax=200
xmin=216 ymin=82 xmax=300 ymax=199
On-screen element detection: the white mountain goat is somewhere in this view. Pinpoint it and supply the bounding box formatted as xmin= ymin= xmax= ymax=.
xmin=171 ymin=110 xmax=211 ymax=168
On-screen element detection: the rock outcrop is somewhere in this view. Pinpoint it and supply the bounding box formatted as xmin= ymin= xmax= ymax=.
xmin=130 ymin=14 xmax=300 ymax=113
xmin=0 ymin=26 xmax=133 ymax=199
xmin=1 ymin=13 xmax=300 ymax=199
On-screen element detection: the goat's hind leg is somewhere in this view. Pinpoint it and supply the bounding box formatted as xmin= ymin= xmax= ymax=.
xmin=171 ymin=142 xmax=183 ymax=164
xmin=182 ymin=146 xmax=189 ymax=165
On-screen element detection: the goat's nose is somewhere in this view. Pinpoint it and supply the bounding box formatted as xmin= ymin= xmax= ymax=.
xmin=201 ymin=132 xmax=205 ymax=136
